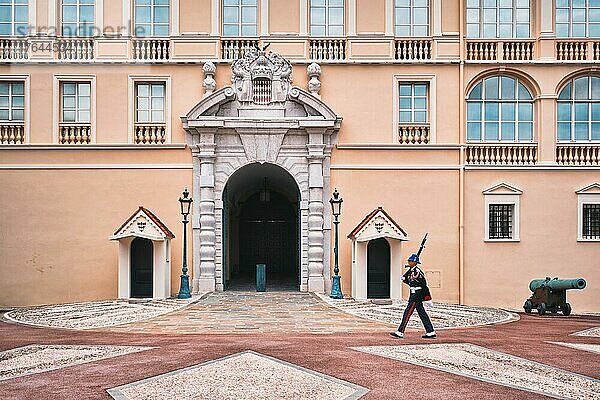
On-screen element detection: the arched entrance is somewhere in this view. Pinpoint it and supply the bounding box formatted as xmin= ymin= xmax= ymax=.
xmin=130 ymin=237 xmax=153 ymax=298
xmin=367 ymin=238 xmax=391 ymax=298
xmin=223 ymin=163 xmax=300 ymax=291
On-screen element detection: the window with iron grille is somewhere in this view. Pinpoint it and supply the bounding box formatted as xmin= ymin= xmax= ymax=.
xmin=582 ymin=203 xmax=600 ymax=239
xmin=489 ymin=204 xmax=513 ymax=239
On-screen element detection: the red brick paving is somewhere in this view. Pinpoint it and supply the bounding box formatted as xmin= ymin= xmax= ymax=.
xmin=0 ymin=313 xmax=598 ymax=400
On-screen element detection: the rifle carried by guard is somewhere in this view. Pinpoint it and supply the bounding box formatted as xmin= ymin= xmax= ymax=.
xmin=416 ymin=233 xmax=428 ymax=257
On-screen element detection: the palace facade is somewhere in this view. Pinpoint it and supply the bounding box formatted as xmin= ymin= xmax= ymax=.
xmin=0 ymin=0 xmax=598 ymax=312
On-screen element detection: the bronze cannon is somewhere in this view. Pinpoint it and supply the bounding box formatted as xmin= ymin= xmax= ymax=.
xmin=524 ymin=277 xmax=586 ymax=316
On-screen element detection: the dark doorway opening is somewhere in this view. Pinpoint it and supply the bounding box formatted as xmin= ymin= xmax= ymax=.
xmin=367 ymin=238 xmax=390 ymax=298
xmin=223 ymin=163 xmax=300 ymax=291
xmin=130 ymin=237 xmax=153 ymax=298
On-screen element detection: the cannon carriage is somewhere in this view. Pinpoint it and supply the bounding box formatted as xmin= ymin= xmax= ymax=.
xmin=523 ymin=277 xmax=586 ymax=316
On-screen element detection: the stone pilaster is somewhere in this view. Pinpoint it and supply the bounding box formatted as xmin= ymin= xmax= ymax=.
xmin=195 ymin=131 xmax=217 ymax=292
xmin=306 ymin=129 xmax=326 ymax=293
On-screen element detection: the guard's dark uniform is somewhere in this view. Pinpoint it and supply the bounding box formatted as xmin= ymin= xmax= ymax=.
xmin=397 ymin=264 xmax=435 ymax=335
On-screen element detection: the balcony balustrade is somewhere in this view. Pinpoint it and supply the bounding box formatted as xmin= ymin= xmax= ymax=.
xmin=465 ymin=143 xmax=537 ymax=165
xmin=56 ymin=38 xmax=94 ymax=60
xmin=0 ymin=38 xmax=28 ymax=60
xmin=556 ymin=144 xmax=600 ymax=165
xmin=59 ymin=123 xmax=91 ymax=144
xmin=309 ymin=38 xmax=346 ymax=61
xmin=134 ymin=123 xmax=166 ymax=144
xmin=394 ymin=39 xmax=432 ymax=61
xmin=398 ymin=124 xmax=430 ymax=144
xmin=466 ymin=40 xmax=534 ymax=61
xmin=132 ymin=38 xmax=170 ymax=61
xmin=0 ymin=123 xmax=25 ymax=144
xmin=220 ymin=38 xmax=259 ymax=60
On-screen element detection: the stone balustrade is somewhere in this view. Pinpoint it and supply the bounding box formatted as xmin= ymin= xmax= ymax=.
xmin=466 ymin=40 xmax=534 ymax=61
xmin=135 ymin=124 xmax=166 ymax=144
xmin=132 ymin=39 xmax=170 ymax=61
xmin=56 ymin=38 xmax=94 ymax=60
xmin=0 ymin=123 xmax=25 ymax=144
xmin=59 ymin=123 xmax=91 ymax=144
xmin=465 ymin=144 xmax=537 ymax=165
xmin=0 ymin=38 xmax=28 ymax=60
xmin=594 ymin=42 xmax=600 ymax=61
xmin=309 ymin=39 xmax=346 ymax=61
xmin=220 ymin=39 xmax=259 ymax=60
xmin=398 ymin=124 xmax=430 ymax=144
xmin=394 ymin=39 xmax=432 ymax=61
xmin=556 ymin=41 xmax=589 ymax=60
xmin=556 ymin=144 xmax=600 ymax=166
xmin=466 ymin=41 xmax=498 ymax=61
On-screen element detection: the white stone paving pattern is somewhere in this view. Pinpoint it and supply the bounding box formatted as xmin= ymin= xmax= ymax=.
xmin=319 ymin=295 xmax=518 ymax=329
xmin=3 ymin=298 xmax=195 ymax=330
xmin=352 ymin=343 xmax=600 ymax=400
xmin=0 ymin=345 xmax=153 ymax=381
xmin=572 ymin=326 xmax=600 ymax=337
xmin=549 ymin=342 xmax=600 ymax=355
xmin=107 ymin=351 xmax=369 ymax=400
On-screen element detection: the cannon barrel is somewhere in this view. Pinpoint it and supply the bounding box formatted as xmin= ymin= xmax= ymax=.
xmin=529 ymin=277 xmax=587 ymax=292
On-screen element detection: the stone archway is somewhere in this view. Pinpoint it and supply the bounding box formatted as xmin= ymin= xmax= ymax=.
xmin=182 ymin=50 xmax=342 ymax=294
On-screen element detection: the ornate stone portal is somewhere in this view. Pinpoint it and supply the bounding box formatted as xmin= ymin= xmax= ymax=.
xmin=182 ymin=50 xmax=342 ymax=293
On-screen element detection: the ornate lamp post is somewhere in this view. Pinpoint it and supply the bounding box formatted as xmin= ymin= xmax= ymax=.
xmin=177 ymin=188 xmax=193 ymax=299
xmin=329 ymin=188 xmax=343 ymax=299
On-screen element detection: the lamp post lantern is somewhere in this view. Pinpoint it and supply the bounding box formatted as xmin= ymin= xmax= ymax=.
xmin=329 ymin=188 xmax=343 ymax=299
xmin=177 ymin=187 xmax=192 ymax=299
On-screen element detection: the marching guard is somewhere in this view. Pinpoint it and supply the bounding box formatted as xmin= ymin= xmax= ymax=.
xmin=391 ymin=235 xmax=436 ymax=339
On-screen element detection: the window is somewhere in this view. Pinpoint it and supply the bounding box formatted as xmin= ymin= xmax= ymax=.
xmin=582 ymin=203 xmax=600 ymax=239
xmin=484 ymin=183 xmax=521 ymax=241
xmin=223 ymin=0 xmax=257 ymax=37
xmin=62 ymin=0 xmax=95 ymax=36
xmin=61 ymin=82 xmax=91 ymax=123
xmin=466 ymin=0 xmax=530 ymax=38
xmin=556 ymin=0 xmax=600 ymax=38
xmin=0 ymin=81 xmax=24 ymax=121
xmin=136 ymin=82 xmax=165 ymax=123
xmin=399 ymin=83 xmax=428 ymax=123
xmin=467 ymin=76 xmax=534 ymax=142
xmin=557 ymin=75 xmax=600 ymax=142
xmin=489 ymin=204 xmax=514 ymax=239
xmin=395 ymin=0 xmax=429 ymax=36
xmin=310 ymin=0 xmax=344 ymax=36
xmin=0 ymin=0 xmax=28 ymax=36
xmin=135 ymin=0 xmax=169 ymax=37
xmin=577 ymin=184 xmax=600 ymax=241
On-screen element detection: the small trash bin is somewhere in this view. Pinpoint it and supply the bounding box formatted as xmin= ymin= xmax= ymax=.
xmin=256 ymin=264 xmax=266 ymax=292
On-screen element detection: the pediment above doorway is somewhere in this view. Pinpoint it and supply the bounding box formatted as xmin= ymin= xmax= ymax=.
xmin=110 ymin=206 xmax=175 ymax=242
xmin=181 ymin=49 xmax=342 ymax=131
xmin=348 ymin=207 xmax=409 ymax=243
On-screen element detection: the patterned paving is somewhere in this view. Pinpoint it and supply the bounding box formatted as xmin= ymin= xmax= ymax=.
xmin=0 ymin=345 xmax=152 ymax=381
xmin=319 ymin=295 xmax=518 ymax=329
xmin=352 ymin=343 xmax=600 ymax=400
xmin=107 ymin=351 xmax=369 ymax=400
xmin=550 ymin=342 xmax=600 ymax=355
xmin=572 ymin=326 xmax=600 ymax=337
xmin=4 ymin=298 xmax=196 ymax=330
xmin=103 ymin=291 xmax=390 ymax=334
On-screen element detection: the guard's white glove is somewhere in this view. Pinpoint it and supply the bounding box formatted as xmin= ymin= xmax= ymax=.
xmin=423 ymin=300 xmax=433 ymax=308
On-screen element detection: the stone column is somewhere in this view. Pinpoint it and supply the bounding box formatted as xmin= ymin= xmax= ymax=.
xmin=195 ymin=131 xmax=217 ymax=292
xmin=306 ymin=129 xmax=326 ymax=293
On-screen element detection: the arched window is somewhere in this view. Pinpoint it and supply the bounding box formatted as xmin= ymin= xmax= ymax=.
xmin=467 ymin=76 xmax=534 ymax=142
xmin=557 ymin=75 xmax=600 ymax=142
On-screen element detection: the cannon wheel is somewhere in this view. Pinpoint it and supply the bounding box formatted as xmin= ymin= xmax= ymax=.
xmin=537 ymin=303 xmax=546 ymax=316
xmin=563 ymin=303 xmax=572 ymax=316
xmin=523 ymin=300 xmax=533 ymax=314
